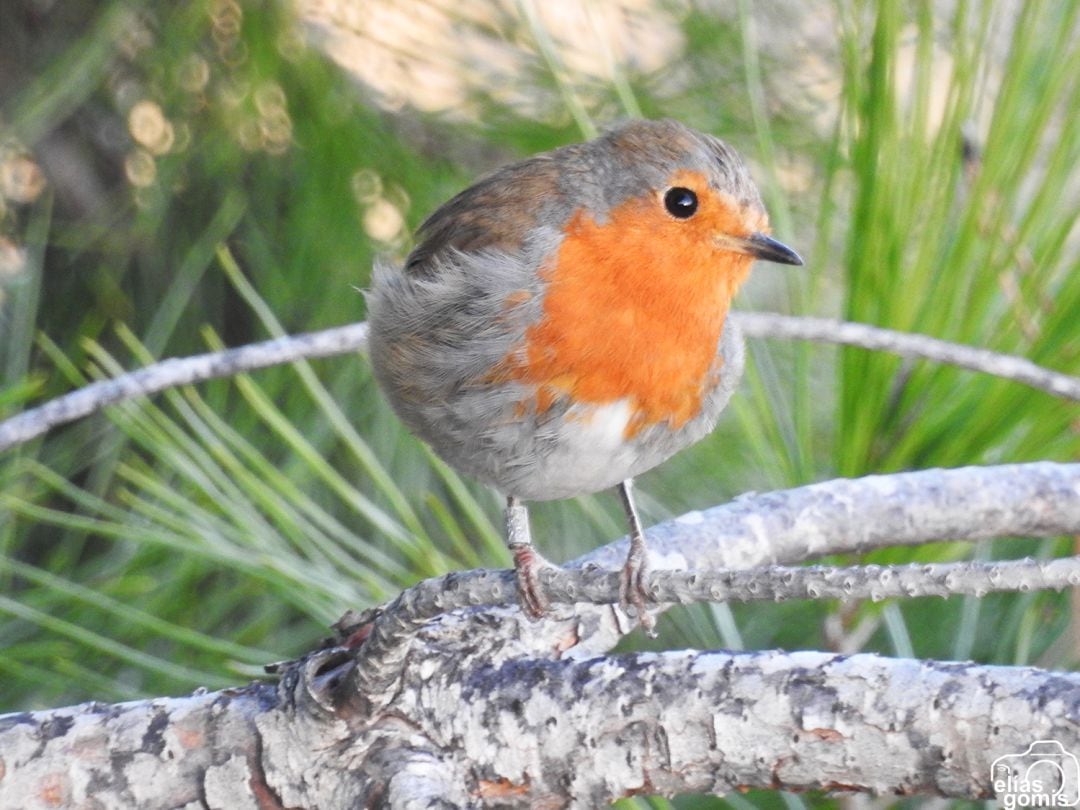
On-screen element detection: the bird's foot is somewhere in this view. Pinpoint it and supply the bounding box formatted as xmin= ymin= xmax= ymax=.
xmin=616 ymin=479 xmax=656 ymax=636
xmin=511 ymin=542 xmax=553 ymax=619
xmin=618 ymin=545 xmax=656 ymax=637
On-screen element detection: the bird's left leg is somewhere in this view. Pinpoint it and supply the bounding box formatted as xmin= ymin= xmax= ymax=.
xmin=616 ymin=478 xmax=656 ymax=634
xmin=506 ymin=495 xmax=553 ymax=619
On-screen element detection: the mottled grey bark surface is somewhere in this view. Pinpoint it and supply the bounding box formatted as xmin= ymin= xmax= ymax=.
xmin=2 ymin=462 xmax=1079 ymax=808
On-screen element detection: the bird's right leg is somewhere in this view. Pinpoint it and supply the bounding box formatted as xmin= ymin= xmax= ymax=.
xmin=506 ymin=495 xmax=552 ymax=618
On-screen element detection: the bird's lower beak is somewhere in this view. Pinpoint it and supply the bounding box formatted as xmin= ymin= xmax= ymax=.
xmin=718 ymin=232 xmax=804 ymax=266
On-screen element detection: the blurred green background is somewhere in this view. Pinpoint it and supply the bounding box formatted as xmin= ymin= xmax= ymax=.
xmin=0 ymin=0 xmax=1077 ymax=806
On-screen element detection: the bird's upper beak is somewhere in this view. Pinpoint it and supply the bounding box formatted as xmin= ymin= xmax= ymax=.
xmin=718 ymin=232 xmax=804 ymax=266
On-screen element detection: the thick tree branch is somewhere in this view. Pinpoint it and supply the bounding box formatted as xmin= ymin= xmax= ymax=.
xmin=2 ymin=313 xmax=1077 ymax=452
xmin=0 ymin=685 xmax=279 ymax=809
xmin=432 ymin=650 xmax=1080 ymax=802
xmin=3 ymin=650 xmax=1077 ymax=807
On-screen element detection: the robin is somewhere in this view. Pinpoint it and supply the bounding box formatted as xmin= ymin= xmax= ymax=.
xmin=367 ymin=118 xmax=802 ymax=628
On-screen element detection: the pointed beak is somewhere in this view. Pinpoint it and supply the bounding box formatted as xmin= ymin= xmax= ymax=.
xmin=718 ymin=232 xmax=804 ymax=266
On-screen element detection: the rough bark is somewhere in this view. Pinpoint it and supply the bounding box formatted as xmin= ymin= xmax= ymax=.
xmin=4 ymin=651 xmax=1076 ymax=809
xmin=1 ymin=462 xmax=1078 ymax=808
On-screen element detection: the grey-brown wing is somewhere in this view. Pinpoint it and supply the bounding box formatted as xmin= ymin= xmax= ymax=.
xmin=404 ymin=153 xmax=566 ymax=277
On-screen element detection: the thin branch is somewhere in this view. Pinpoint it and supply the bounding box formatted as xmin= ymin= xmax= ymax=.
xmin=349 ymin=462 xmax=1080 ymax=707
xmin=364 ymin=554 xmax=1080 ymax=631
xmin=3 ymin=313 xmax=1077 ymax=453
xmin=0 ymin=323 xmax=369 ymax=452
xmin=733 ymin=311 xmax=1080 ymax=399
xmin=577 ymin=461 xmax=1080 ymax=574
xmin=351 ymin=555 xmax=1080 ymax=705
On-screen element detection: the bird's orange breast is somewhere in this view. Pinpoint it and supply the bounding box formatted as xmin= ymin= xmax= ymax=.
xmin=504 ymin=176 xmax=759 ymax=437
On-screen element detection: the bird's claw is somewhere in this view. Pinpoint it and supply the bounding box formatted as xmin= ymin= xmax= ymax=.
xmin=511 ymin=543 xmax=552 ymax=619
xmin=619 ymin=551 xmax=656 ymax=637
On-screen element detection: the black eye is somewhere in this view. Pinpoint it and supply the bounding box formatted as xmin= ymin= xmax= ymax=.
xmin=663 ymin=187 xmax=698 ymax=218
